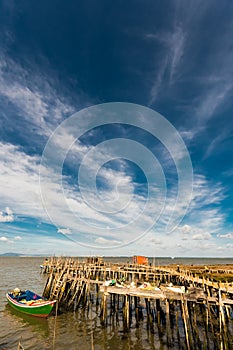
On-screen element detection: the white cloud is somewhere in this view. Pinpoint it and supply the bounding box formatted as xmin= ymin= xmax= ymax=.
xmin=181 ymin=224 xmax=191 ymax=234
xmin=192 ymin=232 xmax=212 ymax=240
xmin=169 ymin=26 xmax=185 ymax=83
xmin=194 ymin=242 xmax=215 ymax=251
xmin=0 ymin=137 xmax=228 ymax=256
xmin=191 ymin=174 xmax=225 ymax=207
xmin=0 ymin=236 xmax=13 ymax=244
xmin=57 ymin=228 xmax=72 ymax=235
xmin=194 ymin=82 xmax=233 ymax=124
xmin=0 ymin=143 xmax=44 ymax=218
xmin=0 ymin=53 xmax=76 ymax=137
xmin=0 ymin=4 xmax=232 ymax=257
xmin=5 ymin=207 xmax=13 ymax=215
xmin=168 ymin=173 xmax=227 ymax=251
xmin=14 ymin=236 xmax=22 ymax=240
xmin=0 ymin=141 xmax=158 ymax=246
xmin=0 ymin=207 xmax=14 ymax=222
xmin=217 ymin=233 xmax=233 ymax=240
xmin=203 ymin=128 xmax=231 ymax=159
xmin=148 ymin=56 xmax=168 ymax=105
xmin=150 ymin=237 xmax=162 ymax=245
xmin=0 ymin=51 xmax=229 ymax=255
xmin=94 ymin=237 xmax=122 ymax=246
xmin=185 ymin=15 xmax=233 ymax=135
xmin=147 ymin=24 xmax=185 ymax=104
xmin=179 ymin=130 xmax=196 ymax=141
xmin=146 ymin=1 xmax=233 ymax=145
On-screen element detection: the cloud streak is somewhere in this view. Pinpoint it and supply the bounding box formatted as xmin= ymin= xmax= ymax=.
xmin=147 ymin=23 xmax=186 ymax=105
xmin=146 ymin=0 xmax=233 ymax=155
xmin=0 ymin=52 xmax=76 ymax=140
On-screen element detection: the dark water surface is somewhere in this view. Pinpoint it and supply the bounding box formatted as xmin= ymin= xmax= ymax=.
xmin=1 ymin=257 xmax=233 ymax=350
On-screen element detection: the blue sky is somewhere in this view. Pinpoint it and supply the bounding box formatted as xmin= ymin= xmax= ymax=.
xmin=0 ymin=0 xmax=233 ymax=256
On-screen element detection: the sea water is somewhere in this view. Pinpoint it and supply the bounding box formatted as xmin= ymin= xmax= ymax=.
xmin=1 ymin=257 xmax=233 ymax=349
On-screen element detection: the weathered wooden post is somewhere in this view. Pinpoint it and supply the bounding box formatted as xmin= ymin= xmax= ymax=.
xmin=134 ymin=296 xmax=139 ymax=326
xmin=100 ymin=285 xmax=108 ymax=326
xmin=180 ymin=296 xmax=191 ymax=350
xmin=145 ymin=298 xmax=154 ymax=333
xmin=165 ymin=299 xmax=172 ymax=346
xmin=123 ymin=294 xmax=130 ymax=331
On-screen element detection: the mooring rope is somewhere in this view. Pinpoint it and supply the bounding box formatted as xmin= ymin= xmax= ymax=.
xmin=89 ymin=279 xmax=94 ymax=350
xmin=52 ymin=299 xmax=59 ymax=350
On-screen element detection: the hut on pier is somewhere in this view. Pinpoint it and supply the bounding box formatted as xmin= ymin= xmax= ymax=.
xmin=132 ymin=255 xmax=148 ymax=265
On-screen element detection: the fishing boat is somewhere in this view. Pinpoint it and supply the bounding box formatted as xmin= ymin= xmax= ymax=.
xmin=6 ymin=288 xmax=56 ymax=318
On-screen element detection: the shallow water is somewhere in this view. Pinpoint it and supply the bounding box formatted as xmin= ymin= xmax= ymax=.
xmin=1 ymin=257 xmax=233 ymax=349
xmin=0 ymin=257 xmax=171 ymax=350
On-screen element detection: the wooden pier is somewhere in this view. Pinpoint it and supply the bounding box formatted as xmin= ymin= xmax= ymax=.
xmin=41 ymin=257 xmax=233 ymax=349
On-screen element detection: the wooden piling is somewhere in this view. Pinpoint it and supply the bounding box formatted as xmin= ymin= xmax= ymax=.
xmin=40 ymin=256 xmax=233 ymax=348
xmin=180 ymin=296 xmax=190 ymax=350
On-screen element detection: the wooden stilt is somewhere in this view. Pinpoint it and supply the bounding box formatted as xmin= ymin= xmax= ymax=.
xmin=165 ymin=299 xmax=172 ymax=346
xmin=181 ymin=296 xmax=190 ymax=350
xmin=40 ymin=256 xmax=233 ymax=345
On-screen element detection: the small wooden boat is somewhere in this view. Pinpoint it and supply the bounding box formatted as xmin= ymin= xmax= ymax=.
xmin=6 ymin=289 xmax=56 ymax=318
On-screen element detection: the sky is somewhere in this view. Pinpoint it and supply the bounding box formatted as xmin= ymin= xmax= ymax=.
xmin=0 ymin=0 xmax=233 ymax=257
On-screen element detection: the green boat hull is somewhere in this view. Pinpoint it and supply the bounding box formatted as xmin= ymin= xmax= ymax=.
xmin=6 ymin=293 xmax=56 ymax=318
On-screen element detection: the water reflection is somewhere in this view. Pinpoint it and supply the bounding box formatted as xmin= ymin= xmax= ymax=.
xmin=2 ymin=301 xmax=171 ymax=350
xmin=4 ymin=304 xmax=50 ymax=338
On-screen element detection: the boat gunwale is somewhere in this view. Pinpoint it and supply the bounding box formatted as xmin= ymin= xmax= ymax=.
xmin=6 ymin=293 xmax=56 ymax=309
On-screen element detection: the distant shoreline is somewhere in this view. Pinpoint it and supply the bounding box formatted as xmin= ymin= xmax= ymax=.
xmin=1 ymin=254 xmax=233 ymax=267
xmin=1 ymin=253 xmax=233 ymax=259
